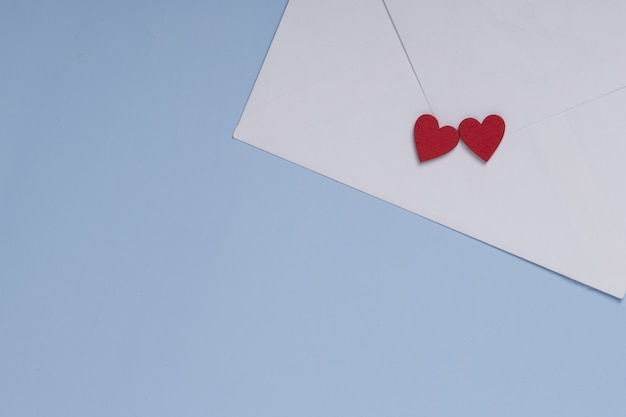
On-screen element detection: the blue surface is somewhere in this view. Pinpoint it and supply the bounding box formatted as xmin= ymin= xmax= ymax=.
xmin=2 ymin=1 xmax=626 ymax=416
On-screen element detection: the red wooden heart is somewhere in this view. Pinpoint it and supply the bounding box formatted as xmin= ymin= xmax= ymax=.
xmin=413 ymin=114 xmax=460 ymax=162
xmin=458 ymin=115 xmax=505 ymax=162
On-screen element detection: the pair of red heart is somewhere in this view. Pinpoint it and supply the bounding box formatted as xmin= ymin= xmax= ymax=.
xmin=414 ymin=114 xmax=505 ymax=163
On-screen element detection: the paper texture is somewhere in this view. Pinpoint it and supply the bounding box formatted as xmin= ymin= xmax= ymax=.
xmin=386 ymin=0 xmax=626 ymax=131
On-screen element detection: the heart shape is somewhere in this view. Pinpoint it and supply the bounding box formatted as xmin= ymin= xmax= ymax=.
xmin=458 ymin=115 xmax=505 ymax=162
xmin=413 ymin=114 xmax=459 ymax=162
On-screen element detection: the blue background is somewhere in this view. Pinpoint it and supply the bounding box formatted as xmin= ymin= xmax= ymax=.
xmin=2 ymin=1 xmax=626 ymax=416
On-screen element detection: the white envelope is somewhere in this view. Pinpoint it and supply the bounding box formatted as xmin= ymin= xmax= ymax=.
xmin=234 ymin=0 xmax=626 ymax=298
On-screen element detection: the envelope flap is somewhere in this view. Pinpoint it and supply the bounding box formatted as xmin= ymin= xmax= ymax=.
xmin=384 ymin=0 xmax=626 ymax=130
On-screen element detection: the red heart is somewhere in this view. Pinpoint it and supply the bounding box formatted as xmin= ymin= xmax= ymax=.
xmin=458 ymin=115 xmax=505 ymax=162
xmin=413 ymin=114 xmax=460 ymax=162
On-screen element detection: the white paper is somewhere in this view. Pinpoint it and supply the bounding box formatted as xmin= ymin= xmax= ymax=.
xmin=385 ymin=0 xmax=626 ymax=131
xmin=234 ymin=0 xmax=626 ymax=298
